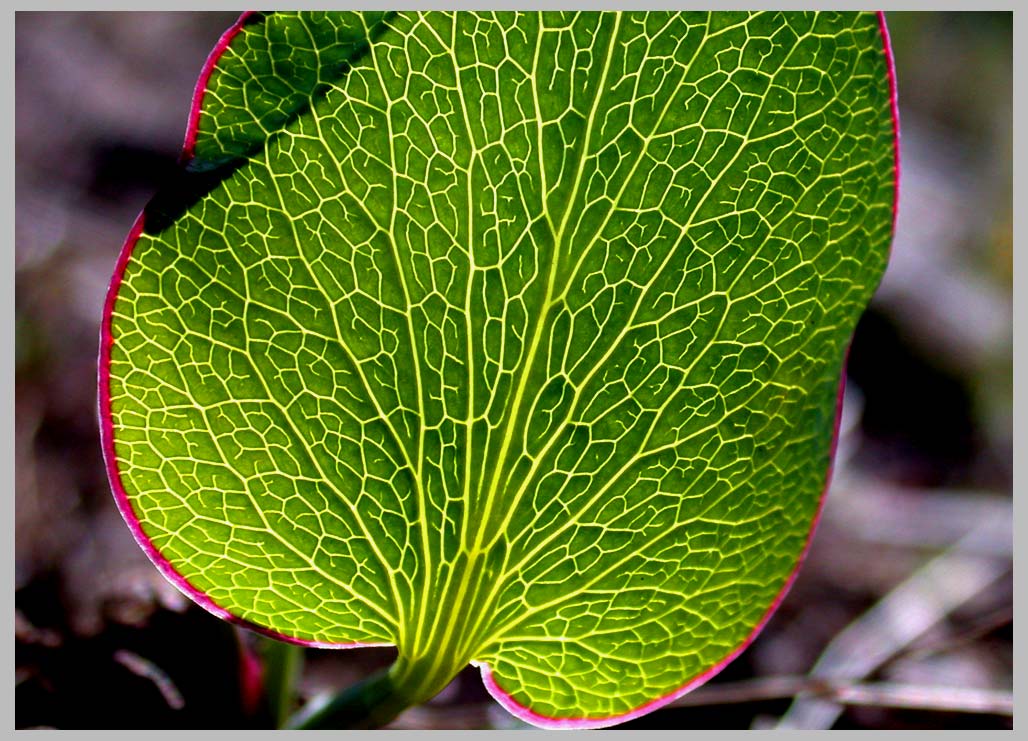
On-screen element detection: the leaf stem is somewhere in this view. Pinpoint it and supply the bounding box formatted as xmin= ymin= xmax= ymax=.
xmin=285 ymin=667 xmax=410 ymax=730
xmin=258 ymin=639 xmax=304 ymax=728
xmin=285 ymin=651 xmax=465 ymax=730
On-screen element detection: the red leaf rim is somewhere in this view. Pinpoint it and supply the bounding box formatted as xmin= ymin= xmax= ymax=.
xmin=179 ymin=11 xmax=254 ymax=167
xmin=472 ymin=11 xmax=900 ymax=728
xmin=97 ymin=10 xmax=901 ymax=726
xmin=98 ymin=12 xmax=390 ymax=652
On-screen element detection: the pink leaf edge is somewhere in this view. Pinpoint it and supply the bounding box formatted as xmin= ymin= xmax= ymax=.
xmin=98 ymin=8 xmax=902 ymax=723
xmin=98 ymin=12 xmax=392 ymax=652
xmin=470 ymin=11 xmax=900 ymax=728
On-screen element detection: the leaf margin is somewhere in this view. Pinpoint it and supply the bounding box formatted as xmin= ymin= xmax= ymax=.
xmin=97 ymin=11 xmax=393 ymax=653
xmin=95 ymin=9 xmax=903 ymax=728
xmin=473 ymin=12 xmax=900 ymax=727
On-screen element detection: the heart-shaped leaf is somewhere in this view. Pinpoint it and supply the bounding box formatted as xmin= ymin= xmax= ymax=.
xmin=101 ymin=10 xmax=898 ymax=728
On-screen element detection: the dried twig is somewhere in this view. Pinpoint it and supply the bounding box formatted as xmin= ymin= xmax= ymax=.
xmin=881 ymin=605 xmax=1013 ymax=670
xmin=670 ymin=675 xmax=1012 ymax=716
xmin=775 ymin=516 xmax=1012 ymax=729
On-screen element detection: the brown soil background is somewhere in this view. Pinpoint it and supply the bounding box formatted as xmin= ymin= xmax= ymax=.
xmin=15 ymin=11 xmax=1013 ymax=730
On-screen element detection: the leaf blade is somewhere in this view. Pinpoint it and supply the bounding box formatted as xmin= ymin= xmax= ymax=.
xmin=102 ymin=10 xmax=898 ymax=726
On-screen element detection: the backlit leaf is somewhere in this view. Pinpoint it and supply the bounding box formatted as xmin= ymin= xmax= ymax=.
xmin=101 ymin=10 xmax=898 ymax=728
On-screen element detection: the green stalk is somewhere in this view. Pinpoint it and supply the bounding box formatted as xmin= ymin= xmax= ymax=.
xmin=286 ymin=550 xmax=486 ymax=729
xmin=258 ymin=639 xmax=304 ymax=728
xmin=284 ymin=653 xmax=467 ymax=730
xmin=286 ymin=668 xmax=406 ymax=729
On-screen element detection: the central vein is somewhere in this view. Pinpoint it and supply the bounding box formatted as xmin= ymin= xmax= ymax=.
xmin=471 ymin=12 xmax=624 ymax=558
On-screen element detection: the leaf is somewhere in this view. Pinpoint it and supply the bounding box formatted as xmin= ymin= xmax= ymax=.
xmin=100 ymin=10 xmax=898 ymax=728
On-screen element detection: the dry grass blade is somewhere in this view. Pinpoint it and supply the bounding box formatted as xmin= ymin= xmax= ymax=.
xmin=775 ymin=514 xmax=1012 ymax=729
xmin=669 ymin=675 xmax=1012 ymax=716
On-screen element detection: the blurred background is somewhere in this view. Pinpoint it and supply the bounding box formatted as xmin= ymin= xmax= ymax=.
xmin=14 ymin=11 xmax=1012 ymax=730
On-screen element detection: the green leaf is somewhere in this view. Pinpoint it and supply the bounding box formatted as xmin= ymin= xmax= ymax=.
xmin=184 ymin=11 xmax=394 ymax=171
xmin=101 ymin=10 xmax=897 ymax=728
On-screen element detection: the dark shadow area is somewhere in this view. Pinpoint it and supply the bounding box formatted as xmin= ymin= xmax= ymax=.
xmin=142 ymin=160 xmax=244 ymax=234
